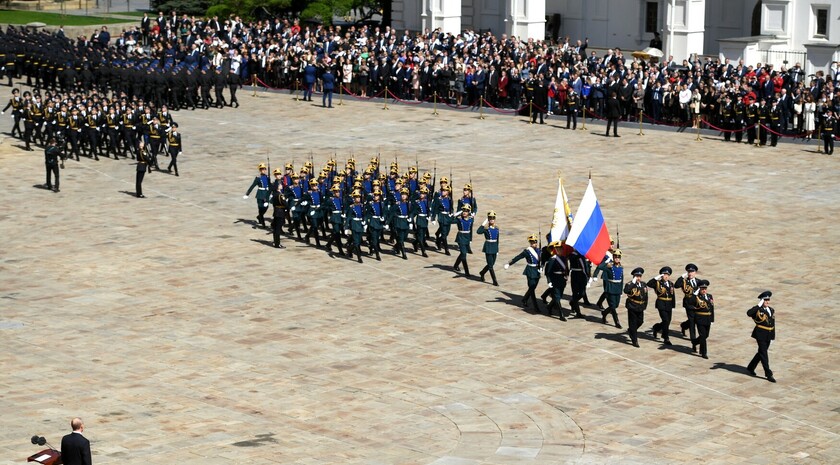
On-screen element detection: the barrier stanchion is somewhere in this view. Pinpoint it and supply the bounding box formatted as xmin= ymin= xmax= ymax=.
xmin=816 ymin=124 xmax=823 ymax=153
xmin=383 ymin=84 xmax=389 ymax=110
xmin=433 ymin=92 xmax=439 ymax=116
xmin=252 ymin=76 xmax=257 ymax=97
xmin=580 ymin=108 xmax=587 ymax=130
xmin=637 ymin=110 xmax=644 ymax=136
xmin=528 ymin=100 xmax=533 ymax=125
xmin=294 ymin=80 xmax=300 ymax=101
xmin=337 ymin=84 xmax=345 ymax=106
xmin=755 ymin=123 xmax=762 ymax=147
xmin=695 ymin=122 xmax=702 ymax=141
xmin=479 ymin=95 xmax=486 ymax=120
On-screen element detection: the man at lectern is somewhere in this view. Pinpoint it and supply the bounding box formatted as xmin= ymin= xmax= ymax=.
xmin=60 ymin=417 xmax=92 ymax=465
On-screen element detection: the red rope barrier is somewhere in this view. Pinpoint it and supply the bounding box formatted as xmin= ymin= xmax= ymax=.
xmin=483 ymin=100 xmax=521 ymax=114
xmin=700 ymin=119 xmax=755 ymax=134
xmin=759 ymin=124 xmax=808 ymax=139
xmin=584 ymin=108 xmax=608 ymax=121
xmin=340 ymin=85 xmax=383 ymax=100
xmin=254 ymin=76 xmax=292 ymax=91
xmin=386 ymin=88 xmax=425 ymax=105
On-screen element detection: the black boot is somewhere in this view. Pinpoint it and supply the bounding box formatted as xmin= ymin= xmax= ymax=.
xmin=488 ymin=268 xmax=498 ymax=286
xmin=479 ymin=265 xmax=488 ymax=282
xmin=463 ymin=260 xmax=471 ymax=277
xmin=611 ymin=308 xmax=622 ymax=328
xmin=453 ymin=256 xmax=462 ymax=272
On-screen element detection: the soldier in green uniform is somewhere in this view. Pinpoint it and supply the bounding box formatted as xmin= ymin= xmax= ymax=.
xmin=687 ymin=280 xmax=714 ymax=359
xmin=411 ymin=186 xmax=432 ymax=257
xmin=476 ymin=210 xmax=500 ymax=286
xmin=365 ymin=188 xmax=386 ymax=261
xmin=432 ymin=185 xmax=454 ymax=255
xmin=747 ymin=291 xmax=776 ymax=382
xmin=344 ymin=190 xmax=366 ymax=263
xmin=649 ymin=266 xmax=676 ymax=346
xmin=43 ymin=137 xmax=61 ymax=192
xmin=243 ymin=163 xmax=272 ymax=228
xmin=505 ymin=234 xmax=542 ymax=312
xmin=543 ymin=242 xmax=568 ymax=320
xmin=675 ymin=263 xmax=700 ymax=352
xmin=624 ymin=267 xmax=648 ymax=347
xmin=453 ymin=204 xmax=474 ymax=277
xmin=593 ymin=252 xmax=623 ymax=328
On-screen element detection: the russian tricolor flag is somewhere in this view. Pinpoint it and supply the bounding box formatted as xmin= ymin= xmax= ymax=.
xmin=565 ymin=179 xmax=611 ymax=265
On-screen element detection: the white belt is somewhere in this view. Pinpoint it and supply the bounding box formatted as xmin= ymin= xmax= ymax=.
xmin=397 ymin=215 xmax=408 ymax=218
xmin=487 ymin=239 xmax=497 ymax=242
xmin=459 ymin=230 xmax=470 ymax=234
xmin=351 ymin=218 xmax=363 ymax=221
xmin=608 ymin=279 xmax=621 ymax=283
xmin=527 ymin=264 xmax=538 ymax=267
xmin=257 ymin=187 xmax=268 ymax=190
xmin=418 ymin=214 xmax=428 ymax=217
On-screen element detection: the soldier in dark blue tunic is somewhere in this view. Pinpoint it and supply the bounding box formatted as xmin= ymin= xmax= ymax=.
xmin=624 ymin=267 xmax=648 ymax=347
xmin=593 ymin=252 xmax=624 ymax=328
xmin=303 ymin=179 xmax=324 ymax=247
xmin=457 ymin=183 xmax=478 ymax=216
xmin=344 ymin=191 xmax=366 ymax=263
xmin=324 ymin=185 xmax=345 ymax=255
xmin=476 ymin=210 xmax=500 ymax=286
xmin=543 ymin=242 xmax=568 ymax=319
xmin=505 ymin=234 xmax=542 ymax=312
xmin=567 ymin=250 xmax=589 ymax=318
xmin=411 ymin=186 xmax=432 ymax=257
xmin=244 ymin=163 xmax=271 ymax=227
xmin=365 ymin=188 xmax=386 ymax=261
xmin=747 ymin=291 xmax=776 ymax=382
xmin=284 ymin=174 xmax=305 ymax=239
xmin=453 ymin=204 xmax=474 ymax=277
xmin=432 ymin=185 xmax=454 ymax=255
xmin=390 ymin=187 xmax=412 ymax=259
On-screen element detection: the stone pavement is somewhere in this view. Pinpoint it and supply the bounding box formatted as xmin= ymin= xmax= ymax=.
xmin=0 ymin=86 xmax=838 ymax=465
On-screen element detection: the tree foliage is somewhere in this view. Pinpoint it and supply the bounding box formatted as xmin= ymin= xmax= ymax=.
xmin=192 ymin=0 xmax=389 ymax=24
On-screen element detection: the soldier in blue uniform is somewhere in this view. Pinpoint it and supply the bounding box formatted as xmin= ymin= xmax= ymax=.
xmin=285 ymin=174 xmax=305 ymax=239
xmin=675 ymin=263 xmax=701 ymax=352
xmin=243 ymin=163 xmax=271 ymax=228
xmin=344 ymin=190 xmax=366 ymax=263
xmin=476 ymin=210 xmax=500 ymax=286
xmin=457 ymin=183 xmax=478 ymax=215
xmin=687 ymin=279 xmax=714 ymax=359
xmin=390 ymin=187 xmax=412 ymax=259
xmin=453 ymin=204 xmax=474 ymax=276
xmin=365 ymin=188 xmax=386 ymax=261
xmin=324 ymin=185 xmax=346 ymax=255
xmin=567 ymin=249 xmax=589 ymax=318
xmin=747 ymin=291 xmax=776 ymax=382
xmin=593 ymin=252 xmax=623 ymax=328
xmin=544 ymin=242 xmax=569 ymax=320
xmin=624 ymin=267 xmax=648 ymax=347
xmin=648 ymin=266 xmax=676 ymax=346
xmin=411 ymin=186 xmax=432 ymax=257
xmin=432 ymin=185 xmax=454 ymax=255
xmin=303 ymin=179 xmax=324 ymax=247
xmin=505 ymin=234 xmax=543 ymax=312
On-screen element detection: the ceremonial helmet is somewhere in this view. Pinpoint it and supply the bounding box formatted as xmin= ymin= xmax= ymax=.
xmin=309 ymin=179 xmax=318 ymax=186
xmin=442 ymin=186 xmax=451 ymax=192
xmin=370 ymin=157 xmax=378 ymax=165
xmin=400 ymin=187 xmax=410 ymax=195
xmin=304 ymin=161 xmax=313 ymax=169
xmin=364 ymin=166 xmax=374 ymax=175
xmin=487 ymin=210 xmax=496 ymax=219
xmin=422 ymin=172 xmax=432 ymax=180
xmin=440 ymin=176 xmax=449 ymax=183
xmin=420 ymin=186 xmax=429 ymax=194
xmin=372 ymin=180 xmax=381 ymax=186
xmin=272 ymin=168 xmax=282 ymax=175
xmin=258 ymin=163 xmax=267 ymax=169
xmin=284 ymin=162 xmax=294 ymax=170
xmin=613 ymin=250 xmax=622 ymax=259
xmin=461 ymin=204 xmax=472 ymax=212
xmin=330 ymin=185 xmax=340 ymax=192
xmin=528 ymin=234 xmax=538 ymax=242
xmin=409 ymin=166 xmax=418 ymax=173
xmin=352 ymin=190 xmax=362 ymax=198
xmin=372 ymin=188 xmax=382 ymax=196
xmin=290 ymin=173 xmax=299 ymax=179
xmin=464 ymin=183 xmax=472 ymax=191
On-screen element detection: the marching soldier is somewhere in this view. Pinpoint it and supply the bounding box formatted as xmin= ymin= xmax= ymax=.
xmin=823 ymin=109 xmax=835 ymax=155
xmin=544 ymin=242 xmax=569 ymax=320
xmin=166 ymin=122 xmax=182 ymax=175
xmin=593 ymin=251 xmax=623 ymax=328
xmin=43 ymin=137 xmax=61 ymax=193
xmin=135 ymin=140 xmax=150 ymax=198
xmin=22 ymin=100 xmax=36 ymax=151
xmin=412 ymin=186 xmax=432 ymax=257
xmin=453 ymin=204 xmax=474 ymax=277
xmin=344 ymin=191 xmax=366 ymax=263
xmin=746 ymin=100 xmax=758 ymax=145
xmin=624 ymin=267 xmax=648 ymax=347
xmin=147 ymin=117 xmax=164 ymax=168
xmin=365 ymin=188 xmax=386 ymax=260
xmin=457 ymin=183 xmax=477 ymax=216
xmin=84 ymin=106 xmax=103 ymax=160
xmin=567 ymin=249 xmax=589 ymax=318
xmin=324 ymin=185 xmax=346 ymax=255
xmin=390 ymin=187 xmax=412 ymax=259
xmin=675 ymin=263 xmax=700 ymax=353
xmin=476 ymin=210 xmax=500 ymax=286
xmin=285 ymin=174 xmax=305 ymax=239
xmin=648 ymin=266 xmax=676 ymax=346
xmin=243 ymin=163 xmax=271 ymax=228
xmin=67 ymin=107 xmax=83 ymax=160
xmin=504 ymin=234 xmax=542 ymax=312
xmin=270 ymin=170 xmax=287 ymax=248
xmin=687 ymin=279 xmax=714 ymax=359
xmin=105 ymin=106 xmax=121 ymax=158
xmin=432 ymin=185 xmax=454 ymax=255
xmin=1 ymin=88 xmax=24 ymax=138
xmin=747 ymin=291 xmax=776 ymax=382
xmin=303 ymin=179 xmax=324 ymax=247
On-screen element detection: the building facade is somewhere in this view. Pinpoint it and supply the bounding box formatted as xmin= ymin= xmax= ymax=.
xmin=391 ymin=0 xmax=840 ymax=73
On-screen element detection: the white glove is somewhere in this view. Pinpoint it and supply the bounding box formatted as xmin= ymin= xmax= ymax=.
xmin=409 ymin=224 xmax=414 ymax=230
xmin=290 ymin=207 xmax=295 ymax=212
xmin=1 ymin=111 xmax=4 ymax=115
xmin=503 ymin=264 xmax=510 ymax=270
xmin=757 ymin=299 xmax=764 ymax=307
xmin=243 ymin=195 xmax=249 ymax=199
xmin=363 ymin=226 xmax=367 ymax=233
xmin=179 ymin=151 xmax=182 ymax=156
xmin=548 ymin=282 xmax=553 ymax=288
xmin=263 ymin=202 xmax=268 ymax=207
xmin=407 ymin=218 xmax=412 ymax=223
xmin=482 ymin=218 xmax=488 ymax=226
xmin=309 ymin=211 xmax=315 ymax=216
xmin=344 ymin=229 xmax=351 ymax=235
xmin=632 ymin=276 xmax=639 ymax=284
xmin=384 ymin=225 xmax=390 ymax=231
xmin=654 ymin=274 xmax=662 ymax=281
xmin=681 ymin=272 xmax=688 ymax=279
xmin=431 ymin=220 xmax=437 ymax=226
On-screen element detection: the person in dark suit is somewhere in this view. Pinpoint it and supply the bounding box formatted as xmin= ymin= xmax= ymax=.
xmin=60 ymin=417 xmax=92 ymax=465
xmin=322 ymin=67 xmax=335 ymax=107
xmin=747 ymin=291 xmax=776 ymax=382
xmin=605 ymin=91 xmax=621 ymax=136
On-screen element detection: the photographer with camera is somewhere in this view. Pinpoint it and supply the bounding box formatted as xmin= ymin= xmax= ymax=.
xmin=44 ymin=137 xmax=62 ymax=193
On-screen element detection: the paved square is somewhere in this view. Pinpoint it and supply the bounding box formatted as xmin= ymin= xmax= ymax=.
xmin=1 ymin=88 xmax=838 ymax=464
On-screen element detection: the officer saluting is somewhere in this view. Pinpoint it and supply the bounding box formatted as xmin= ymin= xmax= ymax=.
xmin=244 ymin=163 xmax=271 ymax=228
xmin=675 ymin=263 xmax=700 ymax=352
xmin=688 ymin=280 xmax=714 ymax=359
xmin=623 ymin=267 xmax=648 ymax=347
xmin=505 ymin=234 xmax=542 ymax=312
xmin=453 ymin=204 xmax=474 ymax=277
xmin=648 ymin=266 xmax=676 ymax=346
xmin=747 ymin=291 xmax=776 ymax=382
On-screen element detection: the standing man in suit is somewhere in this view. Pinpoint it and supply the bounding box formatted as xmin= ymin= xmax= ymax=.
xmin=605 ymin=91 xmax=621 ymax=137
xmin=322 ymin=66 xmax=335 ymax=108
xmin=60 ymin=417 xmax=92 ymax=465
xmin=747 ymin=291 xmax=776 ymax=382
